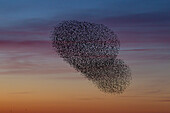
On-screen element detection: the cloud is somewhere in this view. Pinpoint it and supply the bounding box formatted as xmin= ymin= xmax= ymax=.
xmin=0 ymin=16 xmax=59 ymax=40
xmin=1 ymin=39 xmax=169 ymax=76
xmin=121 ymin=49 xmax=153 ymax=52
xmin=77 ymin=97 xmax=104 ymax=101
xmin=120 ymin=96 xmax=147 ymax=98
xmin=8 ymin=91 xmax=31 ymax=95
xmin=1 ymin=10 xmax=170 ymax=44
xmin=156 ymin=100 xmax=170 ymax=102
xmin=98 ymin=12 xmax=170 ymax=27
xmin=0 ymin=40 xmax=77 ymax=75
xmin=47 ymin=76 xmax=85 ymax=80
xmin=0 ymin=40 xmax=52 ymax=52
xmin=144 ymin=89 xmax=162 ymax=95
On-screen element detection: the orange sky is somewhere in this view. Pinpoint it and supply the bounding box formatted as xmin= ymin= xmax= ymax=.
xmin=0 ymin=63 xmax=170 ymax=113
xmin=0 ymin=40 xmax=170 ymax=113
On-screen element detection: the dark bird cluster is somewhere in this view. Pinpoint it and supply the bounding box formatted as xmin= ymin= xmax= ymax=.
xmin=51 ymin=20 xmax=131 ymax=94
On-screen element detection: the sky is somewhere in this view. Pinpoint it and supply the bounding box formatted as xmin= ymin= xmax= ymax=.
xmin=0 ymin=0 xmax=170 ymax=113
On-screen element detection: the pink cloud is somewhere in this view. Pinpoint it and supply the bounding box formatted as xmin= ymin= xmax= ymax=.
xmin=0 ymin=30 xmax=48 ymax=36
xmin=121 ymin=49 xmax=153 ymax=52
xmin=0 ymin=40 xmax=169 ymax=76
xmin=0 ymin=40 xmax=71 ymax=75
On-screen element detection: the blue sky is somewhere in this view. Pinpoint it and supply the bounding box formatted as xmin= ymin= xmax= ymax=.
xmin=0 ymin=0 xmax=169 ymax=76
xmin=0 ymin=0 xmax=170 ymax=30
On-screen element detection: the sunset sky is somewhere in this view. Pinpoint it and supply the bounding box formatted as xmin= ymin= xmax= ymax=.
xmin=0 ymin=0 xmax=170 ymax=113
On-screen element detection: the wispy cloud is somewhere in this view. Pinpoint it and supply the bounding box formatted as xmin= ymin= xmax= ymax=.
xmin=99 ymin=12 xmax=170 ymax=27
xmin=47 ymin=76 xmax=85 ymax=80
xmin=156 ymin=99 xmax=170 ymax=102
xmin=0 ymin=40 xmax=77 ymax=75
xmin=121 ymin=49 xmax=153 ymax=52
xmin=77 ymin=97 xmax=104 ymax=101
xmin=8 ymin=91 xmax=31 ymax=95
